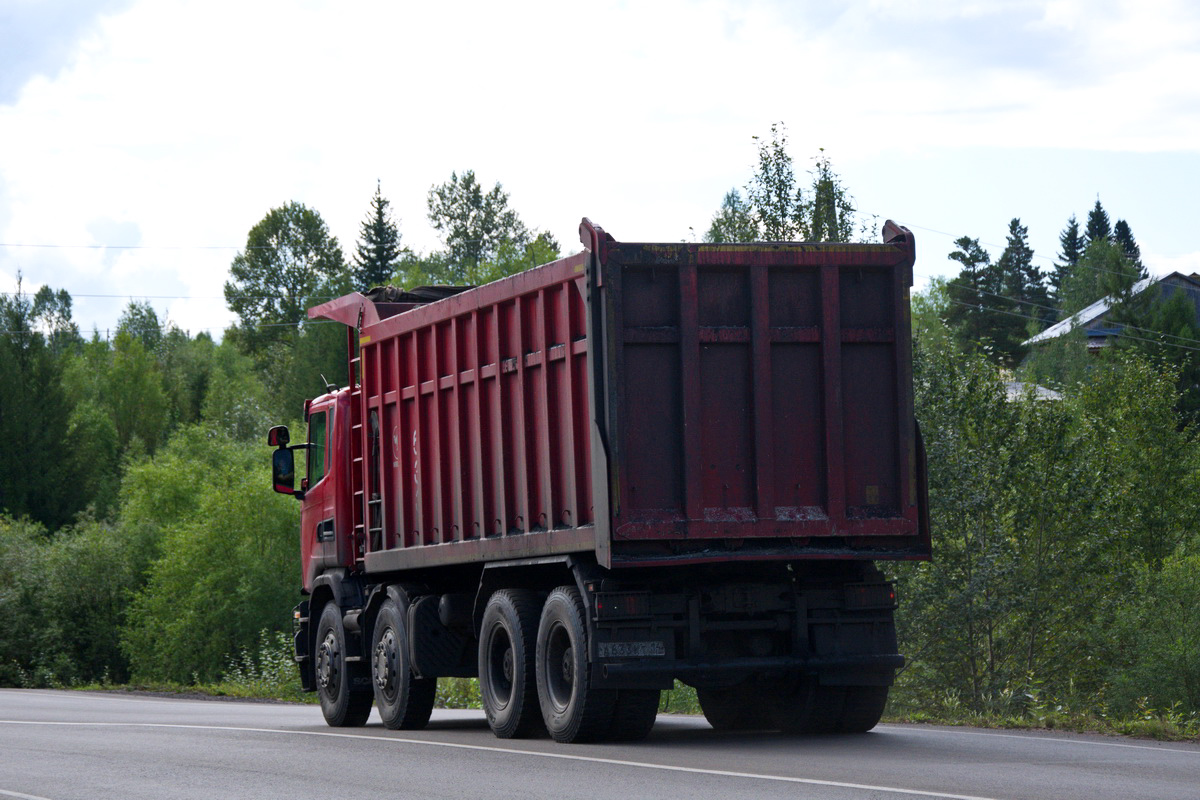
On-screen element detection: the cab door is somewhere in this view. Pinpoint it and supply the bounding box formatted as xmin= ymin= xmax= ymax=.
xmin=300 ymin=403 xmax=336 ymax=587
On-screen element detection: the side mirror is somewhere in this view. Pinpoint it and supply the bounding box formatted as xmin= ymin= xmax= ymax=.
xmin=272 ymin=447 xmax=297 ymax=495
xmin=267 ymin=425 xmax=291 ymax=447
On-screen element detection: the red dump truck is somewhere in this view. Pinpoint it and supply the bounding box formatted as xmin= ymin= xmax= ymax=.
xmin=268 ymin=219 xmax=929 ymax=743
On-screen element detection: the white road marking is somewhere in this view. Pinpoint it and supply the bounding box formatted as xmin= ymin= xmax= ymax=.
xmin=876 ymin=724 xmax=1200 ymax=755
xmin=0 ymin=720 xmax=1002 ymax=800
xmin=0 ymin=789 xmax=56 ymax=800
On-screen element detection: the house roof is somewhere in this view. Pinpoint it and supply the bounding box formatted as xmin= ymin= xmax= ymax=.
xmin=1023 ymin=276 xmax=1155 ymax=346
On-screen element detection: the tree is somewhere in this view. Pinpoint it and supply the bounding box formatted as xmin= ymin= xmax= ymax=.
xmin=107 ymin=331 xmax=169 ymax=455
xmin=1084 ymin=198 xmax=1111 ymax=245
xmin=1050 ymin=215 xmax=1083 ymax=307
xmin=224 ymin=202 xmax=348 ymax=354
xmin=709 ymin=124 xmax=861 ymax=244
xmin=704 ymin=189 xmax=758 ymax=243
xmin=31 ymin=286 xmax=80 ymax=356
xmin=426 ymin=170 xmax=531 ymax=284
xmin=117 ymin=300 xmax=163 ymax=354
xmin=1113 ymin=219 xmax=1142 ymax=270
xmin=745 ymin=123 xmax=801 ymax=240
xmin=353 ymin=181 xmax=405 ymax=291
xmin=944 ymin=236 xmax=1025 ymax=364
xmin=807 ymin=149 xmax=857 ymax=243
xmin=997 ymin=217 xmax=1049 ymax=328
xmin=1060 ymin=238 xmax=1145 ymax=315
xmin=0 ymin=279 xmax=78 ymax=527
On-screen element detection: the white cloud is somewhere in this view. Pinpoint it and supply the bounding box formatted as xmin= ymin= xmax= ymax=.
xmin=0 ymin=0 xmax=1197 ymax=335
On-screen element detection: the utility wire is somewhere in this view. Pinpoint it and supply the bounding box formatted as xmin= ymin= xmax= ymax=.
xmin=942 ymin=298 xmax=1200 ymax=355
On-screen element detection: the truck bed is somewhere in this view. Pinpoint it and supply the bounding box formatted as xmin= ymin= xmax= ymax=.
xmin=309 ymin=220 xmax=929 ymax=574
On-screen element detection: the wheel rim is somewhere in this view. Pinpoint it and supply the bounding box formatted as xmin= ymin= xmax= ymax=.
xmin=373 ymin=626 xmax=399 ymax=703
xmin=545 ymin=620 xmax=574 ymax=712
xmin=486 ymin=624 xmax=515 ymax=709
xmin=316 ymin=630 xmax=339 ymax=696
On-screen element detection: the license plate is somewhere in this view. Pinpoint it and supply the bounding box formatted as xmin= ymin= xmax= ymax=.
xmin=598 ymin=641 xmax=666 ymax=658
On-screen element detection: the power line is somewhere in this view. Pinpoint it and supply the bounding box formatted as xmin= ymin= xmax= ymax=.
xmin=942 ymin=297 xmax=1200 ymax=355
xmin=941 ymin=277 xmax=1200 ymax=350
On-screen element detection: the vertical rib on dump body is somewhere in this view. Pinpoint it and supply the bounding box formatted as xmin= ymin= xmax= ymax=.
xmin=309 ymin=219 xmax=929 ymax=575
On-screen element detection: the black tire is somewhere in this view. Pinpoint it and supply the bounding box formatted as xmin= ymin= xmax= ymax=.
xmin=838 ymin=685 xmax=889 ymax=733
xmin=536 ymin=586 xmax=617 ymax=743
xmin=772 ymin=677 xmax=845 ymax=734
xmin=697 ymin=683 xmax=764 ymax=731
xmin=315 ymin=602 xmax=373 ymax=727
xmin=371 ymin=598 xmax=436 ymax=730
xmin=478 ymin=589 xmax=545 ymax=739
xmin=607 ymin=689 xmax=660 ymax=741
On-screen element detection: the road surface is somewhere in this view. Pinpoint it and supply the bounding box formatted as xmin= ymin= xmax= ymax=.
xmin=1 ymin=690 xmax=1196 ymax=799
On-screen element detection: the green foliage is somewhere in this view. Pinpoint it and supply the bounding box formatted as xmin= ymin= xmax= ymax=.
xmin=0 ymin=515 xmax=157 ymax=686
xmin=706 ymin=124 xmax=862 ymax=244
xmin=214 ymin=629 xmax=307 ymax=701
xmin=704 ymin=189 xmax=758 ymax=243
xmin=117 ymin=300 xmax=162 ymax=353
xmin=120 ymin=425 xmax=300 ymax=683
xmin=1085 ymin=198 xmax=1111 ymax=245
xmin=1050 ymin=214 xmax=1082 ymax=306
xmin=0 ymin=279 xmax=78 ymax=527
xmin=425 ymin=170 xmax=537 ymax=284
xmin=745 ymin=123 xmax=801 ymax=240
xmin=353 ymin=181 xmax=406 ymax=292
xmin=200 ymin=340 xmax=273 ymax=441
xmin=106 ymin=331 xmax=169 ymax=455
xmin=224 ymin=201 xmax=348 ymax=354
xmin=1111 ymin=548 xmax=1200 ymax=711
xmin=1058 ymin=238 xmax=1144 ymax=315
xmin=898 ymin=310 xmax=1200 ymax=719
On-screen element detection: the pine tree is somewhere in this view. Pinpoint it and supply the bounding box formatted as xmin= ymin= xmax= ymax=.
xmin=1085 ymin=198 xmax=1111 ymax=245
xmin=704 ymin=189 xmax=758 ymax=242
xmin=997 ymin=217 xmax=1049 ymax=329
xmin=353 ymin=181 xmax=403 ymax=291
xmin=1113 ymin=219 xmax=1143 ymax=271
xmin=1050 ymin=215 xmax=1083 ymax=306
xmin=944 ymin=236 xmax=1025 ymax=364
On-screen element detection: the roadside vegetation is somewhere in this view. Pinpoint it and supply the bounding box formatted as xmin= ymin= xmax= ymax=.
xmin=2 ymin=128 xmax=1198 ymax=742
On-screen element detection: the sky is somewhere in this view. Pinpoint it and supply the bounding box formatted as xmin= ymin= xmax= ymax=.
xmin=2 ymin=0 xmax=1198 ymax=339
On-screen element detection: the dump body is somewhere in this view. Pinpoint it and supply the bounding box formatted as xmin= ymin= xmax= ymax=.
xmin=305 ymin=220 xmax=928 ymax=587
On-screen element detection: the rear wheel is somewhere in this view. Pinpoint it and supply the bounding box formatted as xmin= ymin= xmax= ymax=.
xmin=479 ymin=589 xmax=545 ymax=738
xmin=771 ymin=677 xmax=846 ymax=734
xmin=607 ymin=689 xmax=660 ymax=741
xmin=697 ymin=683 xmax=765 ymax=731
xmin=838 ymin=685 xmax=889 ymax=733
xmin=536 ymin=586 xmax=616 ymax=743
xmin=371 ymin=598 xmax=436 ymax=730
xmin=315 ymin=602 xmax=373 ymax=727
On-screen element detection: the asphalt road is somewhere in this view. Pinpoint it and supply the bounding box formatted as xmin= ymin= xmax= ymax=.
xmin=1 ymin=690 xmax=1197 ymax=800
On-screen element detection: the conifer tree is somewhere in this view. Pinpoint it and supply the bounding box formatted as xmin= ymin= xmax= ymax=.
xmin=704 ymin=189 xmax=758 ymax=242
xmin=1085 ymin=198 xmax=1111 ymax=245
xmin=1050 ymin=215 xmax=1083 ymax=306
xmin=944 ymin=236 xmax=1025 ymax=364
xmin=997 ymin=218 xmax=1049 ymax=328
xmin=353 ymin=181 xmax=404 ymax=291
xmin=1113 ymin=219 xmax=1143 ymax=271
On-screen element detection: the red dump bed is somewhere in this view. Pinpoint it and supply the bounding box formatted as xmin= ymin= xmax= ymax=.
xmin=310 ymin=220 xmax=929 ymax=573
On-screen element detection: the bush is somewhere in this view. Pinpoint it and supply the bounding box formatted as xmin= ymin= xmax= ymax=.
xmin=120 ymin=425 xmax=300 ymax=683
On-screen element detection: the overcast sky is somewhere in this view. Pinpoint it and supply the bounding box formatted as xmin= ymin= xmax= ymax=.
xmin=2 ymin=0 xmax=1198 ymax=338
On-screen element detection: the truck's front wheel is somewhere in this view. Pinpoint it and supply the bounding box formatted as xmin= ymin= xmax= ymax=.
xmin=371 ymin=598 xmax=436 ymax=730
xmin=315 ymin=602 xmax=372 ymax=727
xmin=535 ymin=586 xmax=616 ymax=743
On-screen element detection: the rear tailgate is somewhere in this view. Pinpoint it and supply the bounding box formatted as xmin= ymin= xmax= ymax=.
xmin=584 ymin=221 xmax=929 ymax=566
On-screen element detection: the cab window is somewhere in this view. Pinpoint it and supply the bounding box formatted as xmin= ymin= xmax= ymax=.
xmin=308 ymin=410 xmax=329 ymax=485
